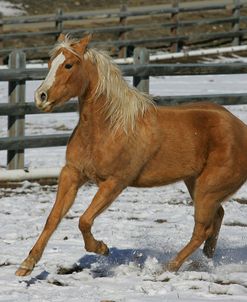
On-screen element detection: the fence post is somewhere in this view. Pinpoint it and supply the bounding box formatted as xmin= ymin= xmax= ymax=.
xmin=170 ymin=0 xmax=180 ymax=52
xmin=232 ymin=0 xmax=241 ymax=46
xmin=0 ymin=13 xmax=3 ymax=65
xmin=133 ymin=47 xmax=149 ymax=94
xmin=118 ymin=3 xmax=128 ymax=58
xmin=7 ymin=50 xmax=26 ymax=170
xmin=55 ymin=8 xmax=63 ymax=40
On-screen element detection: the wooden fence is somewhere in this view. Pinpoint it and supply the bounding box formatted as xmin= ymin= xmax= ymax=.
xmin=1 ymin=48 xmax=247 ymax=170
xmin=0 ymin=0 xmax=247 ymax=60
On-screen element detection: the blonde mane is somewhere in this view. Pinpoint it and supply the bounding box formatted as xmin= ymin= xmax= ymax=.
xmin=51 ymin=35 xmax=154 ymax=132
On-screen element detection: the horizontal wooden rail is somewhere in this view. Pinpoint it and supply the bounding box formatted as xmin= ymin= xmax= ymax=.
xmin=155 ymin=93 xmax=247 ymax=106
xmin=1 ymin=62 xmax=247 ymax=82
xmin=0 ymin=30 xmax=61 ymax=41
xmin=1 ymin=93 xmax=247 ymax=151
xmin=0 ymin=100 xmax=78 ymax=116
xmin=0 ymin=46 xmax=52 ymax=57
xmin=1 ymin=93 xmax=247 ymax=117
xmin=95 ymin=30 xmax=247 ymax=48
xmin=0 ymin=68 xmax=47 ymax=81
xmin=1 ymin=30 xmax=247 ymax=57
xmin=124 ymin=62 xmax=247 ymax=76
xmin=0 ymin=134 xmax=69 ymax=150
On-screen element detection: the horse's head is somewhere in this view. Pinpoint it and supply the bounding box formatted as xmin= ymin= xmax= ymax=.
xmin=35 ymin=34 xmax=92 ymax=112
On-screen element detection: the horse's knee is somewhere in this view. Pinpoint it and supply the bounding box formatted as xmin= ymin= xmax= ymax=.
xmin=78 ymin=215 xmax=109 ymax=255
xmin=78 ymin=215 xmax=91 ymax=233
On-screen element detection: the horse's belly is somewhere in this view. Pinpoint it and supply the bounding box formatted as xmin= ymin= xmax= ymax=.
xmin=132 ymin=153 xmax=203 ymax=187
xmin=132 ymin=168 xmax=191 ymax=187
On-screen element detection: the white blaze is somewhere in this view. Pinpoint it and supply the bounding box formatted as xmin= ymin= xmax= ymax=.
xmin=40 ymin=52 xmax=65 ymax=91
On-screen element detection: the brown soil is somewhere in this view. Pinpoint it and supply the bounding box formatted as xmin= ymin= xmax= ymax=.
xmin=3 ymin=1 xmax=247 ymax=61
xmin=10 ymin=0 xmax=194 ymax=15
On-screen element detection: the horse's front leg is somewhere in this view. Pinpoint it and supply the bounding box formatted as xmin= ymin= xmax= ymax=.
xmin=79 ymin=178 xmax=124 ymax=255
xmin=15 ymin=165 xmax=86 ymax=276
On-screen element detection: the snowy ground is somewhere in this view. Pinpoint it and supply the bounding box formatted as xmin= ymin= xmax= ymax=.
xmin=0 ymin=1 xmax=26 ymax=16
xmin=0 ymin=181 xmax=247 ymax=302
xmin=0 ymin=65 xmax=247 ymax=301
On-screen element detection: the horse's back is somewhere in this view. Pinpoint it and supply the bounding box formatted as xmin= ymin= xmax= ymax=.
xmin=157 ymin=102 xmax=246 ymax=131
xmin=157 ymin=101 xmax=247 ymax=155
xmin=133 ymin=102 xmax=247 ymax=187
xmin=157 ymin=101 xmax=230 ymax=115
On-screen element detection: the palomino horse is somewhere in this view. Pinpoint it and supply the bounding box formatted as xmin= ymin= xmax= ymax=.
xmin=16 ymin=34 xmax=247 ymax=276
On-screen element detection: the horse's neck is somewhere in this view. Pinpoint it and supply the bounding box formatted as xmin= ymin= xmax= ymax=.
xmin=76 ymin=59 xmax=108 ymax=131
xmin=78 ymin=94 xmax=110 ymax=134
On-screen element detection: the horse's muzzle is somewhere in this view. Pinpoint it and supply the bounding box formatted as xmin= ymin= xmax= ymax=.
xmin=35 ymin=89 xmax=52 ymax=112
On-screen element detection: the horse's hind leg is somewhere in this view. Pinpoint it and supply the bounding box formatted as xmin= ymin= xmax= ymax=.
xmin=184 ymin=178 xmax=225 ymax=258
xmin=167 ymin=192 xmax=220 ymax=272
xmin=79 ymin=178 xmax=124 ymax=255
xmin=167 ymin=154 xmax=244 ymax=272
xmin=203 ymin=206 xmax=224 ymax=258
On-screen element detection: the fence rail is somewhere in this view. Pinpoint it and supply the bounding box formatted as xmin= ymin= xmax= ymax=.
xmin=2 ymin=62 xmax=247 ymax=82
xmin=1 ymin=0 xmax=247 ymax=60
xmin=0 ymin=134 xmax=69 ymax=151
xmin=1 ymin=92 xmax=247 ymax=119
xmin=1 ymin=29 xmax=247 ymax=58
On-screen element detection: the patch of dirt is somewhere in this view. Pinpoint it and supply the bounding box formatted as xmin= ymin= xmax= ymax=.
xmin=233 ymin=198 xmax=247 ymax=205
xmin=4 ymin=0 xmax=247 ymax=62
xmin=0 ymin=183 xmax=57 ymax=197
xmin=154 ymin=219 xmax=167 ymax=224
xmin=57 ymin=264 xmax=83 ymax=275
xmin=224 ymin=221 xmax=247 ymax=227
xmin=47 ymin=278 xmax=68 ymax=286
xmin=10 ymin=0 xmax=192 ymax=15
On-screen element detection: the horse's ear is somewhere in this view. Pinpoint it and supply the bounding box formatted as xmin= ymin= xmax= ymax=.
xmin=82 ymin=33 xmax=92 ymax=45
xmin=57 ymin=33 xmax=66 ymax=42
xmin=73 ymin=34 xmax=92 ymax=54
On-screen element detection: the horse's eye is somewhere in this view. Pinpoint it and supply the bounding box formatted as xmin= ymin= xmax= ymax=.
xmin=65 ymin=64 xmax=73 ymax=69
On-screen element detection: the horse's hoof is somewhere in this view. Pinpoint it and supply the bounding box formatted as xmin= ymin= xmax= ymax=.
xmin=96 ymin=241 xmax=109 ymax=256
xmin=103 ymin=245 xmax=109 ymax=256
xmin=15 ymin=266 xmax=32 ymax=277
xmin=203 ymin=244 xmax=215 ymax=258
xmin=15 ymin=257 xmax=35 ymax=276
xmin=165 ymin=261 xmax=179 ymax=272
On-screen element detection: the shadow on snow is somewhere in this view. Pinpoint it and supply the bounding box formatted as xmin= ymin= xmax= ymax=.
xmin=21 ymin=245 xmax=247 ymax=286
xmin=57 ymin=247 xmax=173 ymax=278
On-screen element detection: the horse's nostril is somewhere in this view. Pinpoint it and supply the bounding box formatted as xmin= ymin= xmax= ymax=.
xmin=40 ymin=92 xmax=47 ymax=102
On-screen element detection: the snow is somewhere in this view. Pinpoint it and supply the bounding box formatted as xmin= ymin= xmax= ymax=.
xmin=0 ymin=62 xmax=247 ymax=301
xmin=0 ymin=1 xmax=26 ymax=16
xmin=0 ymin=182 xmax=246 ymax=301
